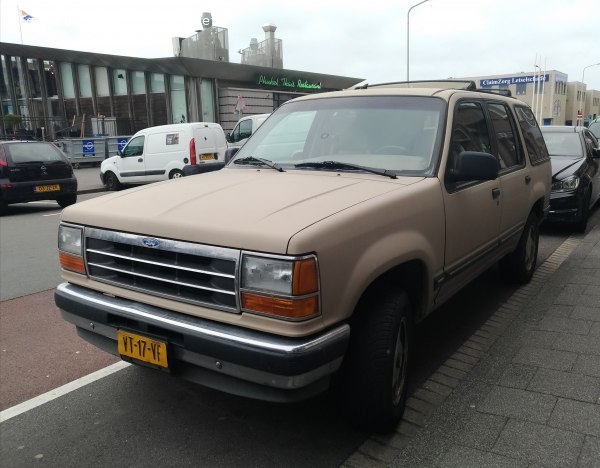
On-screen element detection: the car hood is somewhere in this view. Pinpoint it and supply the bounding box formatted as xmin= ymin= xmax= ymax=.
xmin=62 ymin=168 xmax=422 ymax=253
xmin=550 ymin=156 xmax=583 ymax=180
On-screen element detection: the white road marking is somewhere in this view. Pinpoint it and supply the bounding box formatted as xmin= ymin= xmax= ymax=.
xmin=42 ymin=212 xmax=62 ymax=217
xmin=0 ymin=361 xmax=130 ymax=423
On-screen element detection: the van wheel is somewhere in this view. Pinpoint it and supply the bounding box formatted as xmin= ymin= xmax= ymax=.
xmin=57 ymin=194 xmax=77 ymax=208
xmin=105 ymin=172 xmax=122 ymax=191
xmin=500 ymin=211 xmax=539 ymax=284
xmin=336 ymin=290 xmax=412 ymax=433
xmin=169 ymin=169 xmax=184 ymax=179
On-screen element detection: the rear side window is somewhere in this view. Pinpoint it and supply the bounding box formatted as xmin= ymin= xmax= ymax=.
xmin=515 ymin=106 xmax=549 ymax=165
xmin=487 ymin=102 xmax=523 ymax=169
xmin=5 ymin=143 xmax=66 ymax=163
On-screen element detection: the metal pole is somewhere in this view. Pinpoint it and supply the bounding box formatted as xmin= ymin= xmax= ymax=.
xmin=407 ymin=0 xmax=431 ymax=82
xmin=580 ymin=63 xmax=600 ymax=126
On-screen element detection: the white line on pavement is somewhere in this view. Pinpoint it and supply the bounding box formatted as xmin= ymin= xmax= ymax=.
xmin=42 ymin=212 xmax=62 ymax=217
xmin=0 ymin=361 xmax=130 ymax=423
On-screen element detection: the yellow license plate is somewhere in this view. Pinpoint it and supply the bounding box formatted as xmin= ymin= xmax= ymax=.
xmin=34 ymin=184 xmax=60 ymax=192
xmin=117 ymin=330 xmax=168 ymax=368
xmin=200 ymin=154 xmax=215 ymax=160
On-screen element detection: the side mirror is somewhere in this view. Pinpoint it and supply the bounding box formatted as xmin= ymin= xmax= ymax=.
xmin=447 ymin=151 xmax=499 ymax=182
xmin=117 ymin=151 xmax=123 ymax=157
xmin=592 ymin=147 xmax=600 ymax=159
xmin=224 ymin=147 xmax=240 ymax=164
xmin=226 ymin=133 xmax=232 ymax=143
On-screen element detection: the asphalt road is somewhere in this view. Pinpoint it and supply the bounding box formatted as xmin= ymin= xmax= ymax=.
xmin=0 ymin=187 xmax=587 ymax=467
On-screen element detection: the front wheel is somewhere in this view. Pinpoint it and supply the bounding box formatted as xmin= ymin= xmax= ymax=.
xmin=104 ymin=172 xmax=122 ymax=191
xmin=336 ymin=290 xmax=412 ymax=433
xmin=575 ymin=188 xmax=592 ymax=233
xmin=500 ymin=211 xmax=539 ymax=284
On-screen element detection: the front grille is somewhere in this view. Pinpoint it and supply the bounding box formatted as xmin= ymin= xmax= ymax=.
xmin=84 ymin=228 xmax=240 ymax=312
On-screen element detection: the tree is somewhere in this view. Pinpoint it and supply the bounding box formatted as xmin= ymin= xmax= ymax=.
xmin=4 ymin=113 xmax=23 ymax=135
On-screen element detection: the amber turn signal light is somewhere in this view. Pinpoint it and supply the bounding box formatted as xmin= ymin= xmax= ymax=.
xmin=292 ymin=258 xmax=318 ymax=295
xmin=59 ymin=252 xmax=86 ymax=274
xmin=242 ymin=292 xmax=318 ymax=319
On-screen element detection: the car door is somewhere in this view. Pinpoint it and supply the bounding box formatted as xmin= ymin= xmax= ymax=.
xmin=438 ymin=100 xmax=501 ymax=303
xmin=583 ymin=129 xmax=600 ymax=205
xmin=486 ymin=102 xmax=531 ymax=241
xmin=117 ymin=135 xmax=146 ymax=183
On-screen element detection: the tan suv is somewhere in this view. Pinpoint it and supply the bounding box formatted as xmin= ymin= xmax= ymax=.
xmin=55 ymin=81 xmax=551 ymax=433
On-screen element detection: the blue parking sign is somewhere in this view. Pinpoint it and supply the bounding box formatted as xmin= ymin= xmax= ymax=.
xmin=117 ymin=138 xmax=128 ymax=152
xmin=82 ymin=140 xmax=95 ymax=155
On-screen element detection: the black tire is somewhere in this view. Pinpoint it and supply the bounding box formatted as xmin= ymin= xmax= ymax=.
xmin=336 ymin=290 xmax=412 ymax=433
xmin=169 ymin=169 xmax=184 ymax=179
xmin=105 ymin=172 xmax=122 ymax=191
xmin=0 ymin=199 xmax=7 ymax=216
xmin=57 ymin=194 xmax=77 ymax=208
xmin=500 ymin=211 xmax=539 ymax=284
xmin=575 ymin=188 xmax=591 ymax=233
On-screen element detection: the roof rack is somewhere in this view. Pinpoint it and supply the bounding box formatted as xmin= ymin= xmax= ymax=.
xmin=354 ymin=80 xmax=477 ymax=90
xmin=474 ymin=88 xmax=513 ymax=97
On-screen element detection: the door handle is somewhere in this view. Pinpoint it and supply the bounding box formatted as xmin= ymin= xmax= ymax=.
xmin=492 ymin=188 xmax=501 ymax=199
xmin=138 ymin=158 xmax=143 ymax=163
xmin=525 ymin=175 xmax=531 ymax=184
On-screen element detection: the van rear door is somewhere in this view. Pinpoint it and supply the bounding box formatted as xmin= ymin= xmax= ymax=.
xmin=193 ymin=126 xmax=219 ymax=163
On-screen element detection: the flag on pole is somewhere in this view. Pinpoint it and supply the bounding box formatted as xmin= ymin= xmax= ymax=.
xmin=19 ymin=9 xmax=34 ymax=23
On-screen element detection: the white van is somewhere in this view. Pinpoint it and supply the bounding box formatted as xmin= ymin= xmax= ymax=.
xmin=100 ymin=122 xmax=227 ymax=190
xmin=226 ymin=113 xmax=270 ymax=149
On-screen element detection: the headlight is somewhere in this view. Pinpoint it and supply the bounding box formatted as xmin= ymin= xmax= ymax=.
xmin=552 ymin=175 xmax=580 ymax=192
xmin=241 ymin=254 xmax=319 ymax=320
xmin=58 ymin=224 xmax=86 ymax=274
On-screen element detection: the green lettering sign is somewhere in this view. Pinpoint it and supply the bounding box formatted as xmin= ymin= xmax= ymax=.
xmin=258 ymin=75 xmax=321 ymax=90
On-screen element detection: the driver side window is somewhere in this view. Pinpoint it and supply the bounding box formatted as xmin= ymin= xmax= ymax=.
xmin=122 ymin=136 xmax=144 ymax=157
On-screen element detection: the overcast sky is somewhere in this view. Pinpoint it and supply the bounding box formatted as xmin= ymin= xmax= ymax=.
xmin=1 ymin=0 xmax=599 ymax=90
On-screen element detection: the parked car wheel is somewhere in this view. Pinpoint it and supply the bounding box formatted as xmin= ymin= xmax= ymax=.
xmin=105 ymin=172 xmax=122 ymax=191
xmin=336 ymin=290 xmax=412 ymax=433
xmin=500 ymin=211 xmax=539 ymax=284
xmin=57 ymin=194 xmax=77 ymax=208
xmin=169 ymin=169 xmax=184 ymax=179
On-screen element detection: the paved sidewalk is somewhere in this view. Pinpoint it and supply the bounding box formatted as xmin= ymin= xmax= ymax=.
xmin=344 ymin=213 xmax=600 ymax=467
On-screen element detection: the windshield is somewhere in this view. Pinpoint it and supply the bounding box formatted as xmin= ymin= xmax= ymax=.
xmin=589 ymin=122 xmax=600 ymax=139
xmin=231 ymin=96 xmax=445 ymax=176
xmin=541 ymin=132 xmax=583 ymax=157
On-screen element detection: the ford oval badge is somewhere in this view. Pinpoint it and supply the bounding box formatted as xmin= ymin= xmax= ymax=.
xmin=142 ymin=238 xmax=160 ymax=248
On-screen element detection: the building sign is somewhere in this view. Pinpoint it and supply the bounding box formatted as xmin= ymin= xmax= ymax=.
xmin=258 ymin=74 xmax=322 ymax=91
xmin=480 ymin=74 xmax=549 ymax=88
xmin=201 ymin=12 xmax=212 ymax=29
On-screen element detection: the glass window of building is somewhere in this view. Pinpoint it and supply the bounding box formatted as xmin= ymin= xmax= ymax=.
xmin=516 ymin=83 xmax=526 ymax=96
xmin=113 ymin=69 xmax=128 ymax=95
xmin=27 ymin=59 xmax=42 ymax=98
xmin=170 ymin=75 xmax=187 ymax=123
xmin=200 ymin=79 xmax=215 ymax=122
xmin=43 ymin=61 xmax=58 ymax=98
xmin=95 ymin=67 xmax=110 ymax=97
xmin=150 ymin=73 xmax=165 ymax=93
xmin=1 ymin=56 xmax=10 ymax=102
xmin=11 ymin=57 xmax=25 ymax=99
xmin=60 ymin=63 xmax=76 ymax=98
xmin=77 ymin=64 xmax=92 ymax=98
xmin=131 ymin=71 xmax=146 ymax=94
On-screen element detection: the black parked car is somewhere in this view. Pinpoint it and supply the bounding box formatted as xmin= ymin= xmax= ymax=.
xmin=0 ymin=141 xmax=78 ymax=214
xmin=540 ymin=126 xmax=600 ymax=231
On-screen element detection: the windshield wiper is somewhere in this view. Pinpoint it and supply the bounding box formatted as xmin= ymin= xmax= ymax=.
xmin=233 ymin=156 xmax=285 ymax=172
xmin=295 ymin=161 xmax=397 ymax=179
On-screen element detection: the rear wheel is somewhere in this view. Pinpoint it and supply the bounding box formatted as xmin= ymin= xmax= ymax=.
xmin=169 ymin=169 xmax=184 ymax=179
xmin=57 ymin=194 xmax=77 ymax=208
xmin=500 ymin=211 xmax=539 ymax=284
xmin=105 ymin=172 xmax=122 ymax=191
xmin=336 ymin=290 xmax=412 ymax=433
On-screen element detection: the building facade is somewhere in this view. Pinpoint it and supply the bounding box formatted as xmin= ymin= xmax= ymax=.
xmin=462 ymin=70 xmax=600 ymax=126
xmin=0 ymin=42 xmax=362 ymax=140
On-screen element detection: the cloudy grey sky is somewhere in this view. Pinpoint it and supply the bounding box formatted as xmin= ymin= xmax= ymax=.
xmin=1 ymin=0 xmax=599 ymax=90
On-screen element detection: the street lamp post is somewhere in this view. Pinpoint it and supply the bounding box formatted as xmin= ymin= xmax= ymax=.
xmin=579 ymin=62 xmax=600 ymax=126
xmin=407 ymin=0 xmax=431 ymax=82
